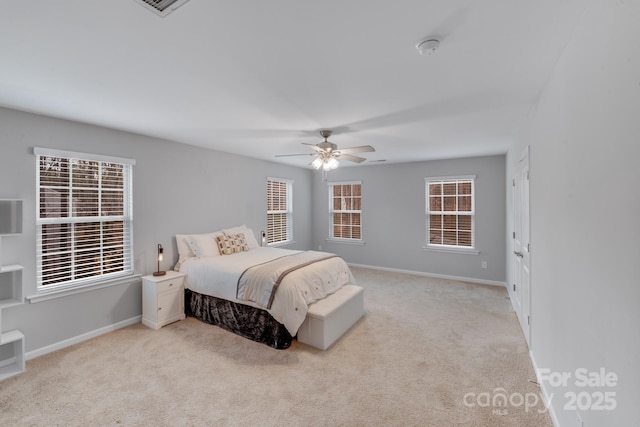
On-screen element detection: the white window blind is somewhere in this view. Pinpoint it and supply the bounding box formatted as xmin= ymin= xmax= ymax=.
xmin=426 ymin=176 xmax=475 ymax=248
xmin=35 ymin=148 xmax=135 ymax=291
xmin=267 ymin=178 xmax=292 ymax=245
xmin=329 ymin=181 xmax=362 ymax=241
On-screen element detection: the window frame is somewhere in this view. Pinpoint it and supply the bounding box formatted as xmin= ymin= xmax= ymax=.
xmin=424 ymin=175 xmax=478 ymax=254
xmin=266 ymin=177 xmax=293 ymax=247
xmin=328 ymin=181 xmax=363 ymax=244
xmin=34 ymin=147 xmax=136 ymax=295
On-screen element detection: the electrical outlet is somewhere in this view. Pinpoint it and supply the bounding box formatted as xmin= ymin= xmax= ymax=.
xmin=576 ymin=410 xmax=583 ymax=427
xmin=481 ymin=261 xmax=487 ymax=269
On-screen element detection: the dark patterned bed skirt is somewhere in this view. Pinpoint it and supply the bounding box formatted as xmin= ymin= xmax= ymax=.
xmin=185 ymin=289 xmax=293 ymax=349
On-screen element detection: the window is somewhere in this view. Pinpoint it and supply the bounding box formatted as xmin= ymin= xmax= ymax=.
xmin=426 ymin=176 xmax=475 ymax=249
xmin=329 ymin=181 xmax=362 ymax=241
xmin=35 ymin=148 xmax=135 ymax=292
xmin=266 ymin=178 xmax=292 ymax=245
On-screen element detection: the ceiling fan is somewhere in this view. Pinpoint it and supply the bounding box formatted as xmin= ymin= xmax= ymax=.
xmin=276 ymin=129 xmax=375 ymax=170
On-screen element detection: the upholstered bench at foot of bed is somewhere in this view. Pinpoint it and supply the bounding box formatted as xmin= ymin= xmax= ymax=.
xmin=297 ymin=284 xmax=364 ymax=350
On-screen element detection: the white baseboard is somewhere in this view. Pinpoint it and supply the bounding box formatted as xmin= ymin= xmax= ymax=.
xmin=529 ymin=349 xmax=560 ymax=427
xmin=25 ymin=315 xmax=142 ymax=361
xmin=348 ymin=263 xmax=507 ymax=288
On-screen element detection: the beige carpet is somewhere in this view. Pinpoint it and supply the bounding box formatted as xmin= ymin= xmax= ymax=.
xmin=0 ymin=267 xmax=552 ymax=426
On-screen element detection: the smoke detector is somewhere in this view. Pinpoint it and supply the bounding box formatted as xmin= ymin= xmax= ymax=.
xmin=133 ymin=0 xmax=191 ymax=17
xmin=416 ymin=39 xmax=440 ymax=55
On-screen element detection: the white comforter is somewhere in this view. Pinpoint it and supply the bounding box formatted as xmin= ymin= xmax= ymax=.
xmin=178 ymin=247 xmax=355 ymax=335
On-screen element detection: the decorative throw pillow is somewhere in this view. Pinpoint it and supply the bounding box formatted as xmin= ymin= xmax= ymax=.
xmin=216 ymin=233 xmax=249 ymax=255
xmin=222 ymin=224 xmax=260 ymax=249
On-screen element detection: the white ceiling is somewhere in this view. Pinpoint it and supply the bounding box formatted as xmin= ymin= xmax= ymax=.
xmin=0 ymin=0 xmax=586 ymax=168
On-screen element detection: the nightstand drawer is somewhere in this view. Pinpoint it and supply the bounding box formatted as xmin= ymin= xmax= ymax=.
xmin=156 ymin=277 xmax=184 ymax=294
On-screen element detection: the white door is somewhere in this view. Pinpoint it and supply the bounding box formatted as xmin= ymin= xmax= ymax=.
xmin=512 ymin=147 xmax=531 ymax=345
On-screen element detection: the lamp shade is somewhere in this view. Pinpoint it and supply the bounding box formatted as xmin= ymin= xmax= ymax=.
xmin=327 ymin=158 xmax=339 ymax=170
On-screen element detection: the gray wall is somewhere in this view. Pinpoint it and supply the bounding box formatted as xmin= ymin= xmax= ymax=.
xmin=506 ymin=1 xmax=640 ymax=425
xmin=1 ymin=105 xmax=508 ymax=356
xmin=311 ymin=155 xmax=507 ymax=283
xmin=0 ymin=107 xmax=312 ymax=353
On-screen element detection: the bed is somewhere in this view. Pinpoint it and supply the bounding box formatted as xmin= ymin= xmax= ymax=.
xmin=175 ymin=225 xmax=362 ymax=349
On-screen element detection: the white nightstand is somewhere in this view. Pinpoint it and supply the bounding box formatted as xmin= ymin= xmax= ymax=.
xmin=142 ymin=270 xmax=186 ymax=329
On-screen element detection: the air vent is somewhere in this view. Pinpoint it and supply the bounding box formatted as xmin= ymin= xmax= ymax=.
xmin=133 ymin=0 xmax=191 ymax=17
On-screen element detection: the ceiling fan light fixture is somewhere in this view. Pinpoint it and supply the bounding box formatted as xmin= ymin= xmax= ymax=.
xmin=311 ymin=157 xmax=324 ymax=169
xmin=324 ymin=158 xmax=339 ymax=170
xmin=275 ymin=129 xmax=374 ymax=173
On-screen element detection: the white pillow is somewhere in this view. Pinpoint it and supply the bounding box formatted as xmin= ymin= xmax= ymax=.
xmin=187 ymin=232 xmax=223 ymax=257
xmin=176 ymin=234 xmax=196 ymax=262
xmin=223 ymin=224 xmax=260 ymax=249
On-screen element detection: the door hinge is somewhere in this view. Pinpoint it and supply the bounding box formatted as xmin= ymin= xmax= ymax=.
xmin=512 ymin=178 xmax=516 ymax=187
xmin=513 ymin=284 xmax=516 ymax=292
xmin=513 ymin=232 xmax=516 ymax=239
xmin=526 ymin=170 xmax=530 ymax=180
xmin=527 ymin=315 xmax=530 ymax=325
xmin=527 ymin=243 xmax=530 ymax=252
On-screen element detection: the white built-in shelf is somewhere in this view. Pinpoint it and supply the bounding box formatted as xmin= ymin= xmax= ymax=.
xmin=0 ymin=298 xmax=22 ymax=311
xmin=0 ymin=265 xmax=23 ymax=309
xmin=0 ymin=264 xmax=23 ymax=273
xmin=0 ymin=199 xmax=25 ymax=380
xmin=0 ymin=330 xmax=25 ymax=381
xmin=0 ymin=329 xmax=23 ymax=345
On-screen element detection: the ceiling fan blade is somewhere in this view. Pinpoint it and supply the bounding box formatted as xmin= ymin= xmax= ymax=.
xmin=274 ymin=153 xmax=314 ymax=157
xmin=335 ymin=145 xmax=375 ymax=154
xmin=338 ymin=154 xmax=367 ymax=163
xmin=301 ymin=143 xmax=323 ymax=152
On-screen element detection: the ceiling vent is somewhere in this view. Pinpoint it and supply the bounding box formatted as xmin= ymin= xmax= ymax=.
xmin=133 ymin=0 xmax=191 ymax=17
